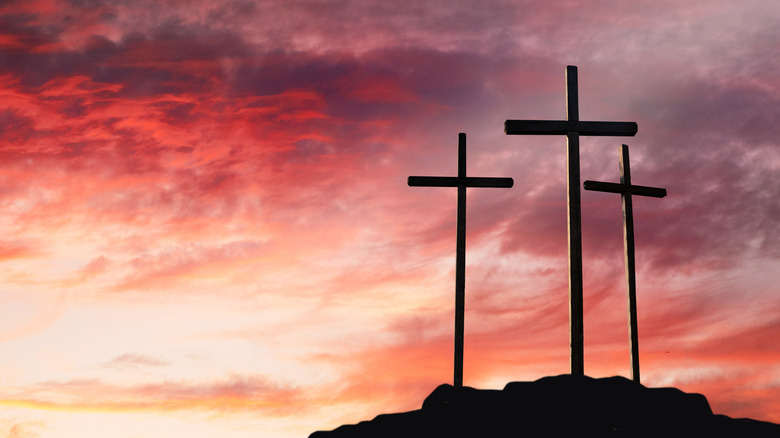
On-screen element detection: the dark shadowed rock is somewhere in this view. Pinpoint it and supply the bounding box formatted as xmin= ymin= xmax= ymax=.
xmin=309 ymin=374 xmax=780 ymax=437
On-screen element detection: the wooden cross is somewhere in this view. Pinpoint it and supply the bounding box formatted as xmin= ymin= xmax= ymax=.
xmin=408 ymin=133 xmax=513 ymax=388
xmin=584 ymin=144 xmax=666 ymax=383
xmin=504 ymin=66 xmax=638 ymax=376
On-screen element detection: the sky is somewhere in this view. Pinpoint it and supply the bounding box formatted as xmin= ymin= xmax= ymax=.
xmin=0 ymin=0 xmax=779 ymax=436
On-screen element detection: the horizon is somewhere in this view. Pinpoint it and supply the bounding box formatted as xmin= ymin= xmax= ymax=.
xmin=1 ymin=1 xmax=779 ymax=437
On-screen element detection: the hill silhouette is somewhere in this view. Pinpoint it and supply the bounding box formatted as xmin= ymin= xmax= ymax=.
xmin=309 ymin=374 xmax=780 ymax=437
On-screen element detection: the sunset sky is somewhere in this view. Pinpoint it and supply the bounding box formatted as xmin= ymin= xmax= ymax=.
xmin=1 ymin=0 xmax=779 ymax=436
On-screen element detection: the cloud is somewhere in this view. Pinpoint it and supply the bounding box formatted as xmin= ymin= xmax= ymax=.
xmin=0 ymin=240 xmax=37 ymax=260
xmin=0 ymin=109 xmax=38 ymax=144
xmin=3 ymin=421 xmax=44 ymax=438
xmin=113 ymin=240 xmax=268 ymax=292
xmin=104 ymin=353 xmax=168 ymax=369
xmin=1 ymin=375 xmax=305 ymax=415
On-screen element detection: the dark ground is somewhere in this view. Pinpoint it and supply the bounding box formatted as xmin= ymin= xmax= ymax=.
xmin=309 ymin=374 xmax=780 ymax=437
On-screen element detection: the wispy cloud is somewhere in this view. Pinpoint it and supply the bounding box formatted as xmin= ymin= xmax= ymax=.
xmin=1 ymin=375 xmax=306 ymax=415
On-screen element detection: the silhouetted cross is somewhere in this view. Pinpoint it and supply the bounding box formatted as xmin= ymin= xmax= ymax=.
xmin=505 ymin=66 xmax=637 ymax=376
xmin=584 ymin=144 xmax=666 ymax=383
xmin=408 ymin=133 xmax=513 ymax=388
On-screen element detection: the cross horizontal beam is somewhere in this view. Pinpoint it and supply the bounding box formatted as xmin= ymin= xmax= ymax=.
xmin=505 ymin=120 xmax=638 ymax=136
xmin=408 ymin=176 xmax=514 ymax=188
xmin=583 ymin=181 xmax=666 ymax=198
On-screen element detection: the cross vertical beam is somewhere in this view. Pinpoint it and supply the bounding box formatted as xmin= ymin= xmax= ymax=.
xmin=454 ymin=135 xmax=467 ymax=389
xmin=565 ymin=66 xmax=585 ymax=377
xmin=505 ymin=66 xmax=637 ymax=376
xmin=584 ymin=144 xmax=666 ymax=383
xmin=408 ymin=133 xmax=513 ymax=387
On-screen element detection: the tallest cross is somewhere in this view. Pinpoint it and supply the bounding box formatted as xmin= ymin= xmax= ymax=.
xmin=504 ymin=66 xmax=638 ymax=375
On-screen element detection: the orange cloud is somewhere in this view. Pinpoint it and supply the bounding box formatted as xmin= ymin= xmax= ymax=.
xmin=0 ymin=376 xmax=306 ymax=415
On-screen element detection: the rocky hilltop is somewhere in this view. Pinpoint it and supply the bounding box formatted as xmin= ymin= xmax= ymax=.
xmin=309 ymin=374 xmax=780 ymax=437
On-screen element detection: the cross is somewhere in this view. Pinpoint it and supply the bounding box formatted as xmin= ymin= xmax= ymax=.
xmin=408 ymin=133 xmax=513 ymax=388
xmin=504 ymin=65 xmax=637 ymax=376
xmin=584 ymin=144 xmax=666 ymax=383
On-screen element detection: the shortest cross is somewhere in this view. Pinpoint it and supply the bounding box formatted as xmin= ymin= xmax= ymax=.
xmin=408 ymin=133 xmax=513 ymax=388
xmin=584 ymin=144 xmax=666 ymax=383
